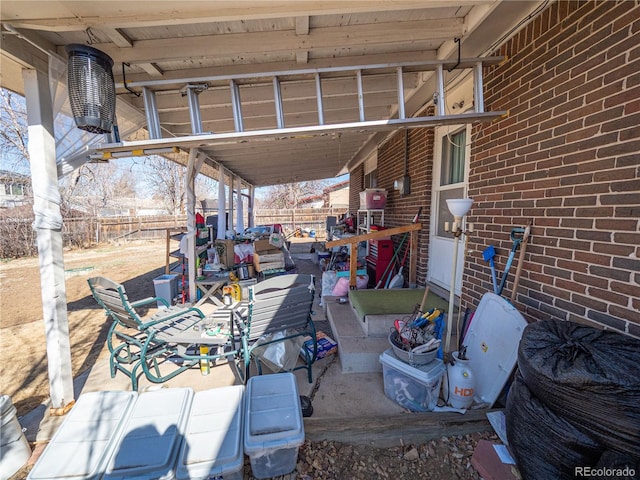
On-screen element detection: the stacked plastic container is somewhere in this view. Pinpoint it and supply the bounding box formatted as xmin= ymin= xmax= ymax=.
xmin=379 ymin=348 xmax=445 ymax=412
xmin=28 ymin=375 xmax=305 ymax=480
xmin=244 ymin=373 xmax=305 ymax=479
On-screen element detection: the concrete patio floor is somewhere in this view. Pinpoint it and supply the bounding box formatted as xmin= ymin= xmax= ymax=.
xmin=19 ymin=241 xmax=491 ymax=451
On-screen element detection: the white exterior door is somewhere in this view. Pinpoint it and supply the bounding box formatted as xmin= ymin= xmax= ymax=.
xmin=428 ymin=125 xmax=471 ymax=294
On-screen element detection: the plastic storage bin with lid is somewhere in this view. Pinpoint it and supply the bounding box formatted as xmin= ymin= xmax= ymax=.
xmin=27 ymin=390 xmax=138 ymax=480
xmin=359 ymin=188 xmax=387 ymax=209
xmin=103 ymin=387 xmax=193 ymax=480
xmin=1 ymin=394 xmax=32 ymax=479
xmin=176 ymin=385 xmax=245 ymax=480
xmin=379 ymin=348 xmax=445 ymax=412
xmin=244 ymin=372 xmax=304 ymax=479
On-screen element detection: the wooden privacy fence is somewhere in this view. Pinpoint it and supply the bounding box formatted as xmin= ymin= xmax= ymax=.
xmin=1 ymin=208 xmax=346 ymax=259
xmin=255 ymin=207 xmax=346 ymax=238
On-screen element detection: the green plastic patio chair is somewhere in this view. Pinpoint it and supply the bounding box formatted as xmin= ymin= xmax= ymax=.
xmin=232 ymin=273 xmax=318 ymax=383
xmin=88 ymin=276 xmax=236 ymax=390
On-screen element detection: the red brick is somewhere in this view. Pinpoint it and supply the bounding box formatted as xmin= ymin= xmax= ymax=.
xmin=595 ymin=218 xmax=638 ymax=231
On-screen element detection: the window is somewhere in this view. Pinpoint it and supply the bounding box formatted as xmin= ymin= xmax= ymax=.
xmin=440 ymin=129 xmax=466 ymax=186
xmin=364 ymin=169 xmax=377 ymax=189
xmin=10 ymin=183 xmax=24 ymax=196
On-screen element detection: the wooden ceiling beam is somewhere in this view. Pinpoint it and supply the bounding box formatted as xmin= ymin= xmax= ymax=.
xmin=88 ymin=19 xmax=464 ymax=65
xmin=99 ymin=27 xmax=133 ymax=48
xmin=2 ymin=1 xmax=489 ymax=31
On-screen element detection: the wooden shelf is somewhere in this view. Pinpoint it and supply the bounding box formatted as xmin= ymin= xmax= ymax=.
xmin=165 ymin=228 xmax=211 ymax=274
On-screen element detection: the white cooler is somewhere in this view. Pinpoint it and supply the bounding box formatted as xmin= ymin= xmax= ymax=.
xmin=175 ymin=385 xmax=245 ymax=480
xmin=27 ymin=391 xmax=137 ymax=480
xmin=103 ymin=388 xmax=193 ymax=480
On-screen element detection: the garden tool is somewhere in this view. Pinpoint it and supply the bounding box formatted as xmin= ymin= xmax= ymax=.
xmin=482 ymin=245 xmax=498 ymax=294
xmin=497 ymin=227 xmax=525 ymax=296
xmin=510 ymin=221 xmax=532 ymax=303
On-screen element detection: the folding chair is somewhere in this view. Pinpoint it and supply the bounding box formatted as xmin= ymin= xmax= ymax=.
xmin=233 ymin=274 xmax=318 ymax=383
xmin=88 ymin=276 xmax=236 ymax=390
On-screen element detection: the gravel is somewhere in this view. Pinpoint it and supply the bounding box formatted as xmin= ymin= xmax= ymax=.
xmin=243 ymin=431 xmax=500 ymax=479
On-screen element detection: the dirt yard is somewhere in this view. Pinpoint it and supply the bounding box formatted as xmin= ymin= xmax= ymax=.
xmin=0 ymin=240 xmax=170 ymax=416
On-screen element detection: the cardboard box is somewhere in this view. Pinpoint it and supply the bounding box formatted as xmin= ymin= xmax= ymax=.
xmin=254 ymin=259 xmax=285 ymax=272
xmin=254 ymin=251 xmax=283 ymax=264
xmin=253 ymin=239 xmax=274 ymax=252
xmin=215 ymin=240 xmax=236 ymax=268
xmin=300 ymin=331 xmax=337 ymax=360
xmin=253 ymin=249 xmax=285 ymax=272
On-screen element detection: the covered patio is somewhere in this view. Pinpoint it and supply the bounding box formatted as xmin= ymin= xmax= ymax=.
xmin=2 ymin=1 xmax=639 ymax=478
xmin=0 ymin=0 xmax=538 ymax=414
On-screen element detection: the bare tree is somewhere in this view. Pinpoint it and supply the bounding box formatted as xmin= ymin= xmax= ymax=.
xmin=59 ymin=161 xmax=137 ymax=216
xmin=258 ymin=180 xmax=328 ymax=209
xmin=0 ymin=89 xmax=29 ymax=171
xmin=138 ymin=155 xmax=186 ymax=215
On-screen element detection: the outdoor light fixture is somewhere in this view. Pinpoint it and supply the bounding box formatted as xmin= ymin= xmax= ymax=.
xmin=88 ymin=147 xmax=180 ymax=161
xmin=444 ymin=198 xmax=474 ymax=355
xmin=66 ymin=44 xmax=116 ymax=134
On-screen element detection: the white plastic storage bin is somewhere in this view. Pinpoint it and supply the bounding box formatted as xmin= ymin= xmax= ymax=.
xmin=379 ymin=349 xmax=445 ymax=412
xmin=1 ymin=395 xmax=32 ymax=480
xmin=103 ymin=387 xmax=193 ymax=480
xmin=176 ymin=385 xmax=245 ymax=480
xmin=359 ymin=188 xmax=387 ymax=209
xmin=244 ymin=373 xmax=304 ymax=479
xmin=28 ymin=391 xmax=137 ymax=480
xmin=153 ymin=274 xmax=179 ymax=308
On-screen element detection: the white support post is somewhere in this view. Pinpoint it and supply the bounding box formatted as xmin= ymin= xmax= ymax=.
xmin=185 ymin=149 xmax=204 ymax=303
xmin=23 ymin=68 xmax=74 ymax=412
xmin=228 ymin=174 xmax=235 ymax=234
xmin=236 ymin=177 xmax=244 ymax=234
xmin=217 ymin=167 xmax=226 ymax=239
xmin=248 ymin=185 xmax=255 ymax=228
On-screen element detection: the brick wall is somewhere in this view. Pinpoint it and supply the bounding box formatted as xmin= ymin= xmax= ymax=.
xmin=377 ymin=126 xmax=435 ymax=285
xmin=348 ymin=165 xmax=364 ymax=217
xmin=466 ymin=0 xmax=640 ymax=335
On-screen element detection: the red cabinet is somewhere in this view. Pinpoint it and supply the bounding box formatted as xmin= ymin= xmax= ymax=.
xmin=366 ymin=239 xmax=394 ymax=287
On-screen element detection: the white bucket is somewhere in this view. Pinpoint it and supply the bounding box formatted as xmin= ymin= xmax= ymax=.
xmin=0 ymin=395 xmax=31 ymax=479
xmin=443 ymin=352 xmax=475 ymax=409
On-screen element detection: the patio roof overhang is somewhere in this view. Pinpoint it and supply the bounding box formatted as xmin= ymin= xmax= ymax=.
xmin=1 ymin=0 xmax=546 ymax=187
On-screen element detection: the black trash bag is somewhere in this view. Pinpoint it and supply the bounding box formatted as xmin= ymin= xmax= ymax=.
xmin=506 ymin=373 xmax=603 ymax=480
xmin=518 ymin=320 xmax=640 ymax=456
xmin=591 ymin=451 xmax=640 ymax=480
